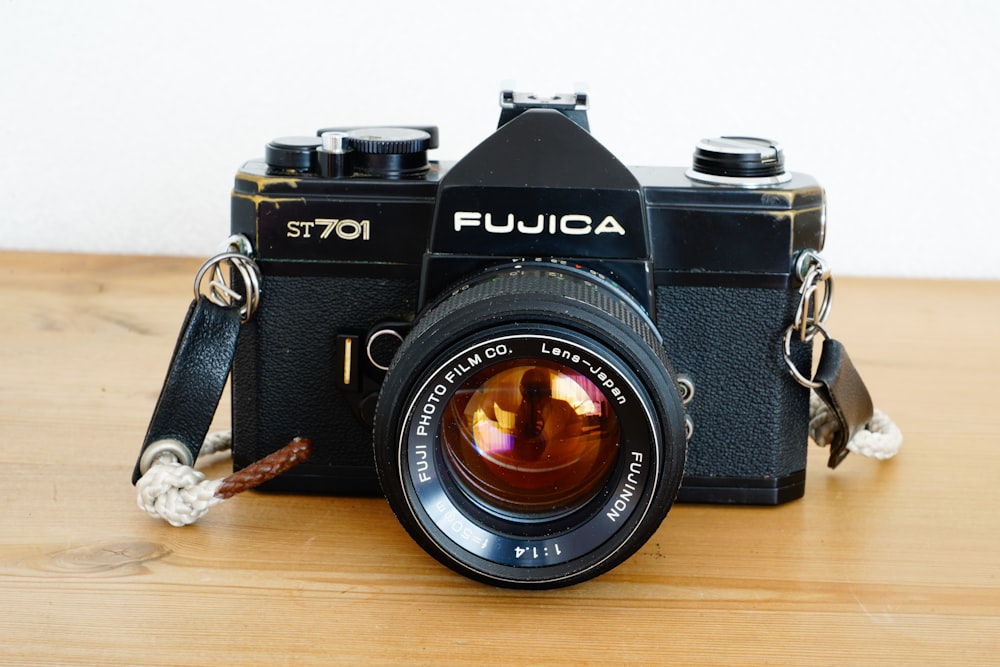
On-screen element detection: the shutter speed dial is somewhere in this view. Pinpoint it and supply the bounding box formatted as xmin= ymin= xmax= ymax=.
xmin=344 ymin=127 xmax=432 ymax=178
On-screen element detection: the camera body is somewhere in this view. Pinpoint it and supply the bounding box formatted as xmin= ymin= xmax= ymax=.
xmin=229 ymin=92 xmax=825 ymax=586
xmin=230 ymin=93 xmax=825 ymax=508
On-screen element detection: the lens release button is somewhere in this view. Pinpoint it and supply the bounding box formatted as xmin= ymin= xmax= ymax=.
xmin=366 ymin=328 xmax=405 ymax=371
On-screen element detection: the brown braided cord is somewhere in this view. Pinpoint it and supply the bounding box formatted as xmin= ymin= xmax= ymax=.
xmin=214 ymin=437 xmax=313 ymax=500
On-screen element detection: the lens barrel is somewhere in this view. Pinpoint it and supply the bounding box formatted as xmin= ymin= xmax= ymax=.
xmin=373 ymin=264 xmax=687 ymax=588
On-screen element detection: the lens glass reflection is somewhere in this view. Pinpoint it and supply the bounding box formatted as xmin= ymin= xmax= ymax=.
xmin=440 ymin=359 xmax=620 ymax=518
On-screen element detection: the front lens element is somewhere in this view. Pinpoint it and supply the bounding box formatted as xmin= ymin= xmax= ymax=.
xmin=441 ymin=359 xmax=620 ymax=518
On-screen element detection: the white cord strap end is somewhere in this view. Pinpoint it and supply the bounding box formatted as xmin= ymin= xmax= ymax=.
xmin=136 ymin=434 xmax=312 ymax=527
xmin=845 ymin=408 xmax=903 ymax=460
xmin=136 ymin=454 xmax=224 ymax=527
xmin=809 ymin=392 xmax=902 ymax=462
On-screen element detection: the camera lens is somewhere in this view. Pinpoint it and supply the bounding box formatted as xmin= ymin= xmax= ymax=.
xmin=440 ymin=359 xmax=620 ymax=519
xmin=373 ymin=263 xmax=687 ymax=589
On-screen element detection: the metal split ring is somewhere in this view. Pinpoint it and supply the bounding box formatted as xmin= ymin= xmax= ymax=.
xmin=792 ymin=250 xmax=833 ymax=342
xmin=193 ymin=247 xmax=262 ymax=323
xmin=783 ymin=321 xmax=828 ymax=389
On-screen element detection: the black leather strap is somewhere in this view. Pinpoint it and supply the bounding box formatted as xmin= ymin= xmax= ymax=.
xmin=813 ymin=337 xmax=875 ymax=469
xmin=132 ymin=297 xmax=242 ymax=483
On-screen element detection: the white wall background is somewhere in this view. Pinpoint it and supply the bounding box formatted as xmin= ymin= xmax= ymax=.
xmin=1 ymin=0 xmax=998 ymax=278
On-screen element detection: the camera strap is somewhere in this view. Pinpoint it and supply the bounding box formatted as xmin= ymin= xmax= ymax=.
xmin=784 ymin=251 xmax=902 ymax=468
xmin=131 ymin=241 xmax=899 ymax=525
xmin=132 ymin=239 xmax=312 ymax=526
xmin=131 ymin=295 xmax=241 ymax=484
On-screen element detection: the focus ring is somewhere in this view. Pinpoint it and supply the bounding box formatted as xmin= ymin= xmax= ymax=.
xmin=407 ymin=264 xmax=666 ymax=365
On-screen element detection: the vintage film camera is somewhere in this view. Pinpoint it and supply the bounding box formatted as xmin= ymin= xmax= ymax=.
xmin=227 ymin=91 xmax=824 ymax=587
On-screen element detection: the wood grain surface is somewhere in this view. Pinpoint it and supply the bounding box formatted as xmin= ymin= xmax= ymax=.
xmin=1 ymin=252 xmax=997 ymax=665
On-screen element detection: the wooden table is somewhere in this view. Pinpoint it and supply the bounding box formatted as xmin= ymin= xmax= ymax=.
xmin=1 ymin=252 xmax=997 ymax=665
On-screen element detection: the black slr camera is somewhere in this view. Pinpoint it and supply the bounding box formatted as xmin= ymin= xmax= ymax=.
xmin=229 ymin=91 xmax=825 ymax=588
